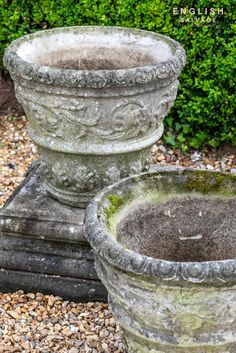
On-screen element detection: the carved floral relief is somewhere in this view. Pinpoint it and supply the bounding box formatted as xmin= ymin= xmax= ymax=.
xmin=42 ymin=154 xmax=149 ymax=195
xmin=16 ymin=82 xmax=178 ymax=143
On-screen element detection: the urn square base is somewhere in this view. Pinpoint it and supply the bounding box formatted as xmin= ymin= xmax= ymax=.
xmin=0 ymin=161 xmax=107 ymax=301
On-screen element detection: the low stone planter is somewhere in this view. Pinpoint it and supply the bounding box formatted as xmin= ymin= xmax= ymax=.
xmin=4 ymin=26 xmax=185 ymax=207
xmin=85 ymin=169 xmax=236 ymax=353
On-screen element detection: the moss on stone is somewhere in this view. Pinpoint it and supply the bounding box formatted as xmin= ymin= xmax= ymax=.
xmin=107 ymin=194 xmax=125 ymax=208
xmin=102 ymin=194 xmax=127 ymax=236
xmin=185 ymin=170 xmax=236 ymax=195
xmin=104 ymin=194 xmax=125 ymax=219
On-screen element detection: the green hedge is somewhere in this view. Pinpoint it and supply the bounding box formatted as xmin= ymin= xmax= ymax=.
xmin=0 ymin=0 xmax=235 ymax=150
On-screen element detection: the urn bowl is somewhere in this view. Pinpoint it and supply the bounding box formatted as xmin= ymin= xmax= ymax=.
xmin=4 ymin=27 xmax=185 ymax=206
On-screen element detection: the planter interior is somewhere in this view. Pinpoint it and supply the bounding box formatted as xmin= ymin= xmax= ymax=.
xmin=103 ymin=171 xmax=236 ymax=264
xmin=116 ymin=194 xmax=236 ymax=262
xmin=90 ymin=169 xmax=236 ymax=267
xmin=17 ymin=29 xmax=174 ymax=70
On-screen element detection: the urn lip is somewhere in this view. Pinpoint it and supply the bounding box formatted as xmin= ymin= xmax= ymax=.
xmin=85 ymin=167 xmax=236 ymax=285
xmin=3 ymin=26 xmax=186 ymax=89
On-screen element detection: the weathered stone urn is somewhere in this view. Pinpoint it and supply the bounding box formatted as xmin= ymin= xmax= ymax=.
xmin=85 ymin=168 xmax=236 ymax=353
xmin=4 ymin=26 xmax=185 ymax=207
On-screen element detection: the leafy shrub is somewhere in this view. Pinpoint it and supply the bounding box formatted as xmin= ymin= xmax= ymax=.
xmin=0 ymin=0 xmax=235 ymax=150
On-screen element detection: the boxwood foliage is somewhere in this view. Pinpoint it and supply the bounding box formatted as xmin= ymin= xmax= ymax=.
xmin=0 ymin=0 xmax=235 ymax=150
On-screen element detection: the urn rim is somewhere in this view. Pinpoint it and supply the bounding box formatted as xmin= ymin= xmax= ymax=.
xmin=4 ymin=26 xmax=186 ymax=89
xmin=85 ymin=168 xmax=236 ymax=285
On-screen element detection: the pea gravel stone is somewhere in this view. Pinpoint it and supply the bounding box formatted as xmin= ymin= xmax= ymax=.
xmin=0 ymin=291 xmax=125 ymax=353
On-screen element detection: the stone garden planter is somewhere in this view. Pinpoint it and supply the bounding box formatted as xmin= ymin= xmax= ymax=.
xmin=85 ymin=168 xmax=236 ymax=352
xmin=4 ymin=26 xmax=185 ymax=207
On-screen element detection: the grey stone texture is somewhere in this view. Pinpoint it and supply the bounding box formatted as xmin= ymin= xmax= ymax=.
xmin=0 ymin=163 xmax=179 ymax=301
xmin=85 ymin=169 xmax=236 ymax=352
xmin=4 ymin=26 xmax=186 ymax=207
xmin=0 ymin=161 xmax=107 ymax=301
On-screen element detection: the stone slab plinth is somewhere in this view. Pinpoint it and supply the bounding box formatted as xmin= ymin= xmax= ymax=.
xmin=0 ymin=161 xmax=107 ymax=301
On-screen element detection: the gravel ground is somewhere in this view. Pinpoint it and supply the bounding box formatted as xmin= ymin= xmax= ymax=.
xmin=0 ymin=291 xmax=123 ymax=353
xmin=0 ymin=114 xmax=236 ymax=352
xmin=0 ymin=115 xmax=38 ymax=207
xmin=151 ymin=142 xmax=236 ymax=172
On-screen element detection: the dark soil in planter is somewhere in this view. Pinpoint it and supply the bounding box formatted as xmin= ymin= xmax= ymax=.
xmin=36 ymin=47 xmax=156 ymax=70
xmin=116 ymin=194 xmax=236 ymax=262
xmin=0 ymin=73 xmax=23 ymax=116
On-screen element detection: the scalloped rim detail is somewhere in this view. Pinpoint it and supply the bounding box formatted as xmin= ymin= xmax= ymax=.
xmin=4 ymin=26 xmax=186 ymax=89
xmin=85 ymin=169 xmax=236 ymax=286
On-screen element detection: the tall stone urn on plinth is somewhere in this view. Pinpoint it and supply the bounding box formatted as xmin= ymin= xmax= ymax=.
xmin=85 ymin=169 xmax=236 ymax=352
xmin=4 ymin=26 xmax=185 ymax=207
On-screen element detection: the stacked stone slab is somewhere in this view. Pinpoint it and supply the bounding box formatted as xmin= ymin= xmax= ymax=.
xmin=0 ymin=161 xmax=107 ymax=301
xmin=0 ymin=163 xmax=184 ymax=300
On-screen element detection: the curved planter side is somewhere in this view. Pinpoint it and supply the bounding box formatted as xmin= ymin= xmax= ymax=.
xmin=95 ymin=256 xmax=236 ymax=353
xmin=85 ymin=169 xmax=236 ymax=352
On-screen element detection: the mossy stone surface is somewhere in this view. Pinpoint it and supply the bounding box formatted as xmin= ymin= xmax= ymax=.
xmin=85 ymin=168 xmax=236 ymax=352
